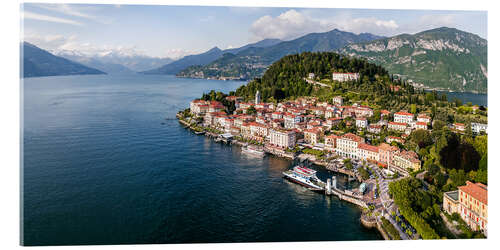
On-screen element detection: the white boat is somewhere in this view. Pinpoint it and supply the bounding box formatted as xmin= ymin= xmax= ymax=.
xmin=283 ymin=166 xmax=325 ymax=190
xmin=242 ymin=145 xmax=265 ymax=157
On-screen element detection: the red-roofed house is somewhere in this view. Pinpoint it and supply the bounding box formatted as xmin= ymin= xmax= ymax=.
xmin=378 ymin=143 xmax=399 ymax=168
xmin=357 ymin=143 xmax=379 ymax=162
xmin=417 ymin=114 xmax=431 ymax=124
xmin=335 ymin=133 xmax=365 ymax=159
xmin=325 ymin=134 xmax=338 ymax=152
xmin=415 ymin=122 xmax=428 ymax=130
xmin=388 ymin=122 xmax=407 ymax=131
xmin=394 ymin=111 xmax=414 ymax=124
xmin=458 ymin=181 xmax=488 ymax=235
xmin=303 ymin=128 xmax=322 ymax=145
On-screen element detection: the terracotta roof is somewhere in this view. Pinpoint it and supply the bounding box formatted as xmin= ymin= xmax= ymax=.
xmin=358 ymin=143 xmax=379 ymax=153
xmin=389 ymin=121 xmax=407 ymax=126
xmin=378 ymin=143 xmax=399 ymax=152
xmin=341 ymin=133 xmax=363 ymax=142
xmin=459 ymin=181 xmax=488 ymax=205
xmin=248 ymin=122 xmax=267 ymax=128
xmin=395 ymin=111 xmax=413 ymax=116
xmin=416 ymin=122 xmax=427 ymax=126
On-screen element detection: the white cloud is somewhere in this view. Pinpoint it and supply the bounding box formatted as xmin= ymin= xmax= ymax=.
xmin=22 ymin=31 xmax=195 ymax=59
xmin=32 ymin=3 xmax=112 ymax=24
xmin=162 ymin=48 xmax=200 ymax=59
xmin=23 ymin=11 xmax=83 ymax=26
xmin=250 ymin=9 xmax=399 ymax=41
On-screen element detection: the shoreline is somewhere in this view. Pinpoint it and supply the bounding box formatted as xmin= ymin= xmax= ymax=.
xmin=177 ymin=115 xmax=389 ymax=240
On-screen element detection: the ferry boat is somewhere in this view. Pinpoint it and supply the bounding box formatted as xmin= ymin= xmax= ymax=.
xmin=241 ymin=145 xmax=265 ymax=157
xmin=283 ymin=166 xmax=325 ymax=190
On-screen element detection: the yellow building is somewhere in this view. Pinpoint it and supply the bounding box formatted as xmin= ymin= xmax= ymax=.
xmin=458 ymin=181 xmax=487 ymax=236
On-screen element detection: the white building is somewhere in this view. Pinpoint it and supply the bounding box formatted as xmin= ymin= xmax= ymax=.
xmin=335 ymin=133 xmax=365 ymax=159
xmin=308 ymin=73 xmax=315 ymax=79
xmin=332 ymin=96 xmax=343 ymax=106
xmin=269 ymin=129 xmax=296 ymax=148
xmin=394 ymin=111 xmax=414 ymax=124
xmin=355 ymin=117 xmax=368 ymax=129
xmin=471 ymin=123 xmax=488 ymax=134
xmin=332 ymin=72 xmax=360 ymax=82
xmin=388 ymin=122 xmax=407 ymax=131
xmin=284 ymin=113 xmax=302 ymax=129
xmin=417 ymin=114 xmax=432 ymax=124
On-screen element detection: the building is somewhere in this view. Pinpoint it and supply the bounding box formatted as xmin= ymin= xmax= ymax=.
xmin=394 ymin=111 xmax=414 ymax=124
xmin=284 ymin=113 xmax=302 ymax=129
xmin=381 ymin=110 xmax=391 ymax=117
xmin=367 ymin=124 xmax=382 ymax=134
xmin=303 ymin=128 xmax=322 ymax=145
xmin=325 ymin=134 xmax=338 ymax=152
xmin=458 ymin=181 xmax=488 ymax=235
xmin=378 ymin=143 xmax=399 ymax=168
xmin=393 ymin=150 xmax=421 ymax=172
xmin=415 ymin=122 xmax=428 ymax=130
xmin=269 ymin=129 xmax=296 ymax=148
xmin=308 ymin=72 xmax=315 ymax=79
xmin=471 ymin=123 xmax=488 ymax=134
xmin=388 ymin=122 xmax=407 ymax=131
xmin=332 ymin=96 xmax=343 ymax=106
xmin=453 ymin=123 xmax=466 ymax=132
xmin=386 ymin=136 xmax=404 ymax=144
xmin=255 ymin=90 xmax=261 ymax=104
xmin=355 ymin=117 xmax=368 ymax=129
xmin=190 ymin=99 xmax=209 ymax=115
xmin=249 ymin=122 xmax=268 ymax=141
xmin=332 ymin=72 xmax=360 ymax=82
xmin=357 ymin=143 xmax=379 ymax=162
xmin=443 ymin=190 xmax=460 ymax=215
xmin=417 ymin=114 xmax=432 ymax=124
xmin=335 ymin=133 xmax=364 ymax=159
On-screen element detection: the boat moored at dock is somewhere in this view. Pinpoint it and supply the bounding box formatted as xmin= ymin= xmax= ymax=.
xmin=283 ymin=166 xmax=325 ymax=191
xmin=242 ymin=145 xmax=266 ymax=157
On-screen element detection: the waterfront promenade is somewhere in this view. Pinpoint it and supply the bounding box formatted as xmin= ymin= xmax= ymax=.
xmin=177 ymin=115 xmax=410 ymax=240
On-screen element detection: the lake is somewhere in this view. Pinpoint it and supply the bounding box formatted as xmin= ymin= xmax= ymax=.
xmin=21 ymin=74 xmax=382 ymax=245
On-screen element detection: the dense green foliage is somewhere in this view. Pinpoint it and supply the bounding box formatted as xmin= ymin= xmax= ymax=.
xmin=389 ymin=178 xmax=441 ymax=239
xmin=381 ymin=217 xmax=402 ymax=240
xmin=235 ymin=52 xmax=388 ymax=102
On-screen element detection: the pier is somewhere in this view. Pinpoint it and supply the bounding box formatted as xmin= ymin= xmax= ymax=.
xmin=324 ymin=176 xmax=368 ymax=209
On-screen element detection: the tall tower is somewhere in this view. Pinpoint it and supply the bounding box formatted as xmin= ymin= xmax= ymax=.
xmin=255 ymin=90 xmax=261 ymax=104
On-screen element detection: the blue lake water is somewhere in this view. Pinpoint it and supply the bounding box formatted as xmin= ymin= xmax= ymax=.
xmin=434 ymin=91 xmax=487 ymax=107
xmin=21 ymin=74 xmax=384 ymax=245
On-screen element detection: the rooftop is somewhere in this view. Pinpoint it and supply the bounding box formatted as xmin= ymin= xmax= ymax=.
xmin=459 ymin=181 xmax=488 ymax=205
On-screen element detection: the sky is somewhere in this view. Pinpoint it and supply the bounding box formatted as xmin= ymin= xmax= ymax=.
xmin=21 ymin=3 xmax=487 ymax=59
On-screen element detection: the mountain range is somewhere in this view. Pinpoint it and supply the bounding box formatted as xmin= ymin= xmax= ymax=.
xmin=55 ymin=50 xmax=174 ymax=73
xmin=141 ymin=38 xmax=283 ymax=75
xmin=340 ymin=27 xmax=487 ymax=93
xmin=175 ymin=29 xmax=383 ymax=80
xmin=21 ymin=27 xmax=487 ymax=93
xmin=22 ymin=42 xmax=105 ymax=78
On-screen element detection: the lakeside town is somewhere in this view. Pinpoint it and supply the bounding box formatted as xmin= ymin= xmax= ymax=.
xmin=177 ymin=71 xmax=488 ymax=240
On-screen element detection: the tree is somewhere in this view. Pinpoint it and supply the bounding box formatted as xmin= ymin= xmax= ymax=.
xmin=246 ymin=105 xmax=257 ymax=115
xmin=410 ymin=129 xmax=433 ymax=148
